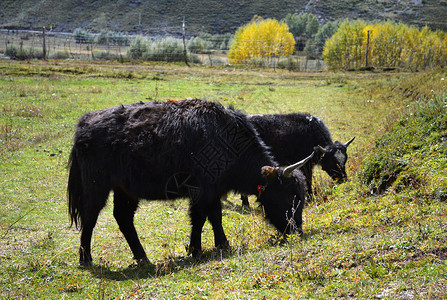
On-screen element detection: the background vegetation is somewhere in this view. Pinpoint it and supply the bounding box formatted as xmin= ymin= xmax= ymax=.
xmin=1 ymin=0 xmax=447 ymax=34
xmin=228 ymin=17 xmax=295 ymax=65
xmin=3 ymin=15 xmax=446 ymax=73
xmin=0 ymin=60 xmax=446 ymax=299
xmin=323 ymin=20 xmax=447 ymax=71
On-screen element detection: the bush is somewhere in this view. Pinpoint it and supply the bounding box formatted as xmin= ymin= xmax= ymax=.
xmin=93 ymin=50 xmax=119 ymax=60
xmin=188 ymin=54 xmax=202 ymax=64
xmin=73 ymin=28 xmax=93 ymax=44
xmin=127 ymin=36 xmax=200 ymax=63
xmin=5 ymin=45 xmax=44 ymax=60
xmin=144 ymin=37 xmax=184 ymax=62
xmin=197 ymin=32 xmax=234 ymax=50
xmin=188 ymin=37 xmax=212 ymax=53
xmin=96 ymin=30 xmax=130 ymax=46
xmin=200 ymin=55 xmax=227 ymax=66
xmin=49 ymin=50 xmax=70 ymax=60
xmin=276 ymin=57 xmax=300 ymax=71
xmin=127 ymin=36 xmax=148 ymax=59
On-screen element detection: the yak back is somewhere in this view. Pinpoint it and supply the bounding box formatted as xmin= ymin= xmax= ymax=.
xmin=248 ymin=113 xmax=332 ymax=165
xmin=72 ymin=99 xmax=274 ymax=199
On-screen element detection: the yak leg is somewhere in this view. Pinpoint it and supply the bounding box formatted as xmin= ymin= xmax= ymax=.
xmin=79 ymin=208 xmax=100 ymax=266
xmin=294 ymin=196 xmax=305 ymax=234
xmin=240 ymin=194 xmax=250 ymax=207
xmin=302 ymin=163 xmax=313 ymax=201
xmin=207 ymin=200 xmax=229 ymax=250
xmin=113 ymin=188 xmax=149 ymax=265
xmin=188 ymin=199 xmax=207 ymax=257
xmin=79 ymin=190 xmax=108 ymax=266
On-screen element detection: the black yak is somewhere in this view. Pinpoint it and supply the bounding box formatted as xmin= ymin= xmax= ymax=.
xmin=68 ymin=99 xmax=313 ymax=266
xmin=240 ymin=113 xmax=355 ymax=206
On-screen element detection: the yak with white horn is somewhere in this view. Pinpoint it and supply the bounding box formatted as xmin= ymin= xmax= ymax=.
xmin=67 ymin=99 xmax=312 ymax=266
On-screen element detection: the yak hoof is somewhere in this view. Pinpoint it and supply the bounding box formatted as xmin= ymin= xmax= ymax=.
xmin=136 ymin=257 xmax=151 ymax=266
xmin=217 ymin=240 xmax=231 ymax=251
xmin=186 ymin=245 xmax=202 ymax=258
xmin=79 ymin=260 xmax=93 ymax=268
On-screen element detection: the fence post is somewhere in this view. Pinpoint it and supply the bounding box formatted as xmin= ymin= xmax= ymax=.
xmin=42 ymin=27 xmax=47 ymax=60
xmin=182 ymin=16 xmax=190 ymax=67
xmin=365 ymin=30 xmax=370 ymax=68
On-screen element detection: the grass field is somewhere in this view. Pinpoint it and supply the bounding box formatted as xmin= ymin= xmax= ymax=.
xmin=0 ymin=60 xmax=446 ymax=299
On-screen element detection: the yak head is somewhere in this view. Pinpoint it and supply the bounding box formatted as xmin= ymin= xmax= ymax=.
xmin=258 ymin=152 xmax=314 ymax=235
xmin=316 ymin=137 xmax=355 ymax=183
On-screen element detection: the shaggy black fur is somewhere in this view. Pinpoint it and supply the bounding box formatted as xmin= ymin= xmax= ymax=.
xmin=68 ymin=99 xmax=307 ymax=266
xmin=242 ymin=113 xmax=354 ymax=205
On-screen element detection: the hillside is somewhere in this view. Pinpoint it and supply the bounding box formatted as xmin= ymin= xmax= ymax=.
xmin=0 ymin=0 xmax=446 ymax=34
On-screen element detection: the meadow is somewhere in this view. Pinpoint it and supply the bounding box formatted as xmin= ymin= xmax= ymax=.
xmin=0 ymin=60 xmax=446 ymax=299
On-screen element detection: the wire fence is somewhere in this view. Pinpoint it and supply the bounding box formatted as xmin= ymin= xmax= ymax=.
xmin=0 ymin=29 xmax=326 ymax=71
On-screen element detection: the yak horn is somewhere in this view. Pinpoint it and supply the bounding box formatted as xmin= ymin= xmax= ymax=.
xmin=344 ymin=137 xmax=355 ymax=147
xmin=283 ymin=151 xmax=315 ymax=178
xmin=318 ymin=145 xmax=327 ymax=153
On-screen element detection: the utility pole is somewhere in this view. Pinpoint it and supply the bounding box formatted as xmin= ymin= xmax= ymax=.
xmin=182 ymin=16 xmax=190 ymax=67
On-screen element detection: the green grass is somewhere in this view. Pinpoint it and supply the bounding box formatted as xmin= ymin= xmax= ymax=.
xmin=1 ymin=60 xmax=446 ymax=299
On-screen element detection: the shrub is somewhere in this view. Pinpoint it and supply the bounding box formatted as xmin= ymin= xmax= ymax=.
xmin=127 ymin=36 xmax=198 ymax=63
xmin=188 ymin=37 xmax=212 ymax=53
xmin=200 ymin=55 xmax=228 ymax=66
xmin=197 ymin=32 xmax=234 ymax=50
xmin=96 ymin=30 xmax=130 ymax=46
xmin=143 ymin=37 xmax=184 ymax=62
xmin=127 ymin=36 xmax=148 ymax=59
xmin=276 ymin=57 xmax=300 ymax=71
xmin=93 ymin=50 xmax=119 ymax=60
xmin=73 ymin=28 xmax=93 ymax=44
xmin=49 ymin=50 xmax=70 ymax=60
xmin=5 ymin=45 xmax=44 ymax=60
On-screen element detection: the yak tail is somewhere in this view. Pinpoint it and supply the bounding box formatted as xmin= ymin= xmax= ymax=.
xmin=67 ymin=148 xmax=82 ymax=229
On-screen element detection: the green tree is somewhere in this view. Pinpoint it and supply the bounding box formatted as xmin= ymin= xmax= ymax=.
xmin=282 ymin=13 xmax=319 ymax=39
xmin=314 ymin=21 xmax=340 ymax=54
xmin=282 ymin=13 xmax=320 ymax=51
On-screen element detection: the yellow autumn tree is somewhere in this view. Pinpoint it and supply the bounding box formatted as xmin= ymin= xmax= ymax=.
xmin=322 ymin=19 xmax=367 ymax=70
xmin=229 ymin=17 xmax=295 ymax=65
xmin=323 ymin=20 xmax=447 ymax=70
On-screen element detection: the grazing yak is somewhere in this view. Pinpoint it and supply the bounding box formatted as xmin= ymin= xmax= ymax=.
xmin=68 ymin=99 xmax=313 ymax=266
xmin=240 ymin=113 xmax=355 ymax=206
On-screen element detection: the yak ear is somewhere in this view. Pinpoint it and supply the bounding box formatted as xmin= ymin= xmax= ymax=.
xmin=261 ymin=166 xmax=278 ymax=181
